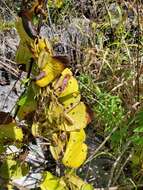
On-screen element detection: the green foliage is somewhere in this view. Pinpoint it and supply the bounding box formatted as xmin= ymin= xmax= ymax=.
xmin=0 ymin=157 xmax=29 ymax=180
xmin=0 ymin=20 xmax=15 ymax=31
xmin=1 ymin=0 xmax=143 ymax=189
xmin=94 ymin=92 xmax=124 ymax=131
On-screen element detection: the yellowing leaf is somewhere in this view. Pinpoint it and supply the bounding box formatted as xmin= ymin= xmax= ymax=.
xmin=64 ymin=173 xmax=93 ymax=190
xmin=0 ymin=158 xmax=29 ymax=179
xmin=36 ymin=56 xmax=65 ymax=87
xmin=15 ymin=17 xmax=33 ymax=43
xmin=62 ymin=130 xmax=87 ymax=168
xmin=54 ymin=68 xmax=81 ymax=108
xmin=40 ymin=171 xmax=66 ymax=190
xmin=47 ymin=100 xmax=64 ymax=124
xmin=15 ymin=17 xmax=33 ymax=65
xmin=58 ymin=102 xmax=88 ymax=131
xmin=48 ymin=0 xmax=64 ymax=8
xmin=31 ymin=122 xmax=40 ymax=137
xmin=16 ymin=41 xmax=33 ymax=65
xmin=0 ymin=123 xmax=23 ymax=142
xmin=31 ymin=38 xmax=53 ymax=59
xmin=17 ymin=85 xmax=37 ymax=120
xmin=50 ymin=133 xmax=65 ymax=160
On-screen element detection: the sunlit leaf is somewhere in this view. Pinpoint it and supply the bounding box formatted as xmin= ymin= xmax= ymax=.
xmin=62 ymin=130 xmax=87 ymax=168
xmin=64 ymin=173 xmax=93 ymax=190
xmin=54 ymin=68 xmax=81 ymax=108
xmin=40 ymin=171 xmax=66 ymax=190
xmin=36 ymin=55 xmax=65 ymax=87
xmin=31 ymin=122 xmax=40 ymax=137
xmin=32 ymin=38 xmax=53 ymax=59
xmin=58 ymin=102 xmax=88 ymax=131
xmin=134 ymin=126 xmax=143 ymax=133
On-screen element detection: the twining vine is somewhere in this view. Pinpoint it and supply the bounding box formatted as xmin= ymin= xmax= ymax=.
xmin=0 ymin=0 xmax=94 ymax=189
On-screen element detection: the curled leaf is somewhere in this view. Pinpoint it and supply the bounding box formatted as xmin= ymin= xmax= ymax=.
xmin=36 ymin=56 xmax=65 ymax=87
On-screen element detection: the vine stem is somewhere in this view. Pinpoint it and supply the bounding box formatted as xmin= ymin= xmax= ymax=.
xmin=135 ymin=0 xmax=141 ymax=102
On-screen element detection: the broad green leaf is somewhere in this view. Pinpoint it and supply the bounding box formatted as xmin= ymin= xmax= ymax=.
xmin=17 ymin=85 xmax=37 ymax=120
xmin=15 ymin=17 xmax=33 ymax=65
xmin=15 ymin=41 xmax=33 ymax=65
xmin=0 ymin=122 xmax=23 ymax=142
xmin=0 ymin=158 xmax=29 ymax=179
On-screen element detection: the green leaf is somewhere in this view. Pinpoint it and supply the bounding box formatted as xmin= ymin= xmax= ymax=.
xmin=0 ymin=158 xmax=29 ymax=179
xmin=0 ymin=123 xmax=23 ymax=143
xmin=17 ymin=95 xmax=27 ymax=106
xmin=17 ymin=85 xmax=37 ymax=120
xmin=134 ymin=126 xmax=143 ymax=133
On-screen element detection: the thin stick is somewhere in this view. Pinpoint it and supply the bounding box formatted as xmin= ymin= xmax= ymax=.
xmin=135 ymin=0 xmax=141 ymax=102
xmin=84 ymin=125 xmax=119 ymax=164
xmin=108 ymin=141 xmax=132 ymax=187
xmin=112 ymin=149 xmax=134 ymax=186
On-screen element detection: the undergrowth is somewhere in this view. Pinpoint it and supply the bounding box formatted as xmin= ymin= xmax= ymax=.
xmin=0 ymin=0 xmax=143 ymax=189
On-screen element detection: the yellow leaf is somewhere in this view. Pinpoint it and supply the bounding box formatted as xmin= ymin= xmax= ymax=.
xmin=58 ymin=102 xmax=88 ymax=131
xmin=36 ymin=56 xmax=65 ymax=87
xmin=31 ymin=122 xmax=40 ymax=137
xmin=40 ymin=171 xmax=66 ymax=190
xmin=50 ymin=133 xmax=65 ymax=160
xmin=32 ymin=38 xmax=53 ymax=59
xmin=54 ymin=68 xmax=81 ymax=108
xmin=62 ymin=130 xmax=87 ymax=168
xmin=64 ymin=173 xmax=93 ymax=190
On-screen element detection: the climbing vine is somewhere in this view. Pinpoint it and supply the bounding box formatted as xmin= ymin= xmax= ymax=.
xmin=0 ymin=0 xmax=93 ymax=189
